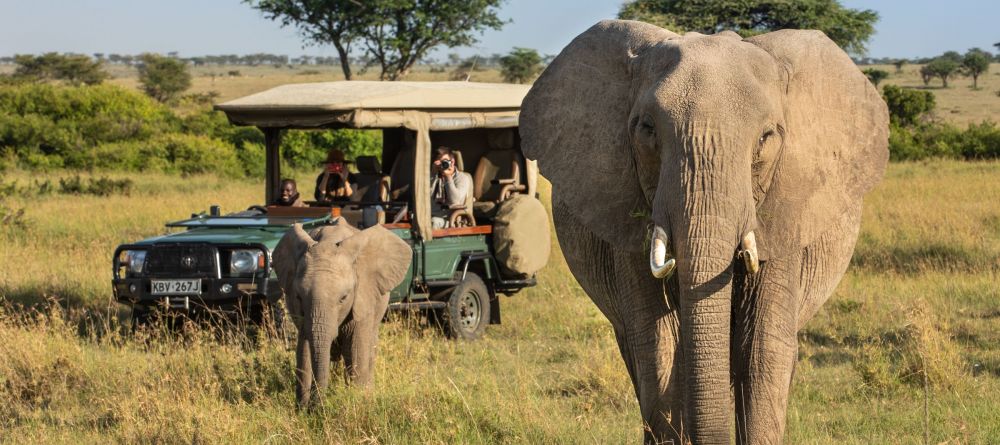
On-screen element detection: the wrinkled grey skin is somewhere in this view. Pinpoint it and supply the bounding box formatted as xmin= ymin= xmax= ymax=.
xmin=273 ymin=220 xmax=411 ymax=409
xmin=520 ymin=20 xmax=888 ymax=444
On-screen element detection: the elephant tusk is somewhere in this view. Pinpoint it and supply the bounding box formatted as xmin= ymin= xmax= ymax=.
xmin=649 ymin=225 xmax=676 ymax=279
xmin=740 ymin=231 xmax=760 ymax=274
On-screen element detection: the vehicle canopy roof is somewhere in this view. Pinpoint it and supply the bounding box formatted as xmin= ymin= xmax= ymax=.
xmin=214 ymin=81 xmax=534 ymax=241
xmin=214 ymin=81 xmax=529 ymax=130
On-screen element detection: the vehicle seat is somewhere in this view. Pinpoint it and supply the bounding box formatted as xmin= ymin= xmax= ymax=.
xmin=350 ymin=156 xmax=390 ymax=203
xmin=472 ymin=135 xmax=524 ymax=219
xmin=389 ymin=145 xmax=415 ymax=201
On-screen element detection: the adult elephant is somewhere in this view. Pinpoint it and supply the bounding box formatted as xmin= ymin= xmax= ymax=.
xmin=520 ymin=20 xmax=888 ymax=444
xmin=273 ymin=221 xmax=411 ymax=409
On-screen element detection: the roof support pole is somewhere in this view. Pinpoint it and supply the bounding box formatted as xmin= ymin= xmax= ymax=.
xmin=263 ymin=128 xmax=283 ymax=205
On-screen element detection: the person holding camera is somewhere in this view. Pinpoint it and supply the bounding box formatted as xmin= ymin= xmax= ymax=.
xmin=430 ymin=146 xmax=472 ymax=229
xmin=314 ymin=148 xmax=356 ymax=203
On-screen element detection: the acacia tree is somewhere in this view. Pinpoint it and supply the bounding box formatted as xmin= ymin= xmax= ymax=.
xmin=962 ymin=48 xmax=991 ymax=89
xmin=499 ymin=47 xmax=542 ymax=83
xmin=246 ymin=0 xmax=506 ymax=81
xmin=14 ymin=53 xmax=109 ymax=85
xmin=137 ymin=53 xmax=192 ymax=102
xmin=244 ymin=0 xmax=366 ymax=80
xmin=619 ymin=0 xmax=879 ymax=54
xmin=924 ymin=57 xmax=960 ymax=88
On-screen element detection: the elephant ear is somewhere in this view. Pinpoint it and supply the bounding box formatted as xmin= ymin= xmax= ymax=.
xmin=746 ymin=30 xmax=889 ymax=255
xmin=272 ymin=224 xmax=317 ymax=317
xmin=520 ymin=20 xmax=679 ymax=249
xmin=340 ymin=225 xmax=412 ymax=298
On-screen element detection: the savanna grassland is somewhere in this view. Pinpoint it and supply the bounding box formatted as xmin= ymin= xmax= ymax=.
xmin=4 ymin=60 xmax=994 ymax=126
xmin=865 ymin=63 xmax=1000 ymax=127
xmin=1 ymin=160 xmax=999 ymax=444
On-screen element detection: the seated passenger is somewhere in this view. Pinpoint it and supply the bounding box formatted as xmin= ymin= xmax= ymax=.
xmin=274 ymin=179 xmax=306 ymax=207
xmin=314 ymin=148 xmax=357 ymax=203
xmin=430 ymin=146 xmax=472 ymax=229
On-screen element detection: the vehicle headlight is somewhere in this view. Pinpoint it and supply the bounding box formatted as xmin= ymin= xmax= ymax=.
xmin=230 ymin=249 xmax=261 ymax=274
xmin=119 ymin=250 xmax=147 ymax=275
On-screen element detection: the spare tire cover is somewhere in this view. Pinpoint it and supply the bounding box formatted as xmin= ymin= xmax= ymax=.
xmin=492 ymin=194 xmax=550 ymax=275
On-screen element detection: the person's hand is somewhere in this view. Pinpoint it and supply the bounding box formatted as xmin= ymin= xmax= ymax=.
xmin=441 ymin=163 xmax=455 ymax=178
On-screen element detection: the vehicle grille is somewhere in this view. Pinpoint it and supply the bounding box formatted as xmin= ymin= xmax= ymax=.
xmin=144 ymin=245 xmax=218 ymax=277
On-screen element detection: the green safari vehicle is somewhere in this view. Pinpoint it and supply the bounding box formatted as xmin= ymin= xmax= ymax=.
xmin=112 ymin=81 xmax=550 ymax=339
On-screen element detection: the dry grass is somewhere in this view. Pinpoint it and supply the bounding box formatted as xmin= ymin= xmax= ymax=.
xmin=1 ymin=161 xmax=999 ymax=443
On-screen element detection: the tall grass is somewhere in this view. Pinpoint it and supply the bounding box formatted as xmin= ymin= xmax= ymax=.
xmin=1 ymin=161 xmax=999 ymax=443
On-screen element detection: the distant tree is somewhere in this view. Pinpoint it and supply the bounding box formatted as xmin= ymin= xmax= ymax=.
xmin=13 ymin=53 xmax=109 ymax=85
xmin=863 ymin=68 xmax=889 ymax=87
xmin=246 ymin=0 xmax=507 ymax=81
xmin=882 ymin=85 xmax=935 ymax=126
xmin=618 ymin=0 xmax=879 ymax=54
xmin=137 ymin=53 xmax=192 ymax=102
xmin=892 ymin=59 xmax=906 ymax=73
xmin=499 ymin=47 xmax=542 ymax=84
xmin=246 ymin=0 xmax=366 ymax=79
xmin=939 ymin=51 xmax=963 ymax=64
xmin=993 ymin=42 xmax=1000 ymax=52
xmin=961 ymin=48 xmax=991 ymax=89
xmin=919 ymin=65 xmax=933 ymax=86
xmin=924 ymin=56 xmax=961 ymax=88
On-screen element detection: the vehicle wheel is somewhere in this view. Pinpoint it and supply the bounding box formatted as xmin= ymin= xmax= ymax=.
xmin=440 ymin=273 xmax=490 ymax=340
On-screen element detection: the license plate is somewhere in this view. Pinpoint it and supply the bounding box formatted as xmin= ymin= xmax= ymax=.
xmin=151 ymin=279 xmax=202 ymax=295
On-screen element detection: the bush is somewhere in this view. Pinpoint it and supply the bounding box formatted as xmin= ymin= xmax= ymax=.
xmin=889 ymin=121 xmax=1000 ymax=161
xmin=280 ymin=129 xmax=382 ymax=170
xmin=0 ymin=83 xmax=176 ymax=168
xmin=882 ymin=85 xmax=935 ymax=126
xmin=57 ymin=175 xmax=133 ymax=196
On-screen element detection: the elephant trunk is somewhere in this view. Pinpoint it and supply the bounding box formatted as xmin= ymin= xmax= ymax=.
xmin=309 ymin=314 xmax=336 ymax=401
xmin=664 ymin=207 xmax=740 ymax=443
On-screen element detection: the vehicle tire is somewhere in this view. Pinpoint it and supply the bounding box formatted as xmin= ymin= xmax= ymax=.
xmin=440 ymin=273 xmax=490 ymax=340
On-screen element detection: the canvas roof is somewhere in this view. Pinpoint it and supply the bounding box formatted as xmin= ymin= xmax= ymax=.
xmin=214 ymin=81 xmax=530 ymax=129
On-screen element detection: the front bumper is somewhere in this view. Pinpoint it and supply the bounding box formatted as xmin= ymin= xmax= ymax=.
xmin=113 ymin=276 xmax=281 ymax=309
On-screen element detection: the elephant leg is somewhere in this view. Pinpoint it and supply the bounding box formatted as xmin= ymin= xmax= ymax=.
xmin=341 ymin=298 xmax=387 ymax=387
xmin=295 ymin=330 xmax=314 ymax=409
xmin=732 ymin=254 xmax=801 ymax=445
xmin=553 ymin=200 xmax=684 ymax=443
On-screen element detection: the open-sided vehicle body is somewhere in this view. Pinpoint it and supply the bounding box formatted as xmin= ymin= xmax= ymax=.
xmin=112 ymin=81 xmax=549 ymax=338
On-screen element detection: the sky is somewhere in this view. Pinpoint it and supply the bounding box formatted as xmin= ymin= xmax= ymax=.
xmin=0 ymin=1 xmax=996 ymax=60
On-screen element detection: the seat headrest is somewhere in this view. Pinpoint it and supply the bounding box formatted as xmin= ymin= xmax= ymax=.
xmin=356 ymin=156 xmax=381 ymax=175
xmin=453 ymin=150 xmax=465 ymax=172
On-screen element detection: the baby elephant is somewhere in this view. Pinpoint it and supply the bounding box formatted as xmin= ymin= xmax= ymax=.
xmin=273 ymin=221 xmax=411 ymax=408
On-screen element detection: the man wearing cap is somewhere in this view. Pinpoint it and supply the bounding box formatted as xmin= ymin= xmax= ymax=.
xmin=314 ymin=148 xmax=357 ymax=202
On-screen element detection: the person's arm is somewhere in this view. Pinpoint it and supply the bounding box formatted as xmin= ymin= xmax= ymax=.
xmin=443 ymin=172 xmax=471 ymax=208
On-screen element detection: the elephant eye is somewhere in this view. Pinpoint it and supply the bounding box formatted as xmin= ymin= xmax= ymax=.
xmin=635 ymin=115 xmax=655 ymax=137
xmin=339 ymin=294 xmax=349 ymax=303
xmin=758 ymin=130 xmax=775 ymax=146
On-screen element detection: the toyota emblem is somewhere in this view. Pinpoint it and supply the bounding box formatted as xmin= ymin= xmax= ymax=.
xmin=181 ymin=255 xmax=197 ymax=268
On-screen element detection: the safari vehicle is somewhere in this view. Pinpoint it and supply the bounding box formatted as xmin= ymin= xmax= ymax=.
xmin=112 ymin=81 xmax=550 ymax=339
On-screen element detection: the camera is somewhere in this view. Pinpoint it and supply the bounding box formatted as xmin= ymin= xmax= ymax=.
xmin=439 ymin=158 xmax=452 ymax=171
